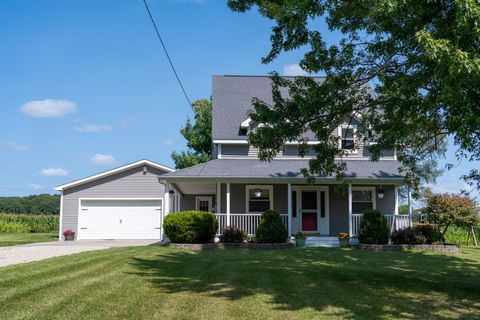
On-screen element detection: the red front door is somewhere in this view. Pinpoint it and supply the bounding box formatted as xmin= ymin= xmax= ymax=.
xmin=301 ymin=190 xmax=318 ymax=231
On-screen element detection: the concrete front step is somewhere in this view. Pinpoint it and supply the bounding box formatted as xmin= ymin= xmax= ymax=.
xmin=305 ymin=236 xmax=340 ymax=248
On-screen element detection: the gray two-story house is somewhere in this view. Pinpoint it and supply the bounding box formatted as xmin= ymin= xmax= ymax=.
xmin=56 ymin=75 xmax=412 ymax=245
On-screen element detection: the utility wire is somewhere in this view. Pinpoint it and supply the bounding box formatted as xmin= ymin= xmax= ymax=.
xmin=141 ymin=0 xmax=194 ymax=112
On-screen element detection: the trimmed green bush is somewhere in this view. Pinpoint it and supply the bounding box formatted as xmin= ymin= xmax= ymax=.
xmin=256 ymin=210 xmax=288 ymax=243
xmin=415 ymin=224 xmax=442 ymax=244
xmin=163 ymin=211 xmax=218 ymax=243
xmin=358 ymin=209 xmax=389 ymax=244
xmin=0 ymin=214 xmax=59 ymax=233
xmin=220 ymin=226 xmax=246 ymax=243
xmin=391 ymin=227 xmax=426 ymax=245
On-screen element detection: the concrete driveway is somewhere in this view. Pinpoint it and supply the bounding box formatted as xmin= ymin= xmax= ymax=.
xmin=0 ymin=240 xmax=161 ymax=268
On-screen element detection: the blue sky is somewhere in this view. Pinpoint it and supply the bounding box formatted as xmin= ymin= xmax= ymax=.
xmin=0 ymin=0 xmax=478 ymax=200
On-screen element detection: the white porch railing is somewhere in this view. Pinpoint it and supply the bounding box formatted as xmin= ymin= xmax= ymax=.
xmin=351 ymin=214 xmax=410 ymax=237
xmin=215 ymin=213 xmax=288 ymax=236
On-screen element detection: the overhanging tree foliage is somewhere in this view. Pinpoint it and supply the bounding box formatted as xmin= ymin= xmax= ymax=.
xmin=171 ymin=98 xmax=212 ymax=169
xmin=227 ymin=0 xmax=480 ymax=191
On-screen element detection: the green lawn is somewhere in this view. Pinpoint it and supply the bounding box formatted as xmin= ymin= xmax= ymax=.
xmin=0 ymin=232 xmax=57 ymax=246
xmin=0 ymin=246 xmax=479 ymax=320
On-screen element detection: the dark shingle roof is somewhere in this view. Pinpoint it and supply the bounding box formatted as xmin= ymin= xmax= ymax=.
xmin=212 ymin=75 xmax=326 ymax=141
xmin=162 ymin=159 xmax=404 ymax=180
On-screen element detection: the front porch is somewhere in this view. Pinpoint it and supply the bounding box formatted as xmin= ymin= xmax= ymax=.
xmin=164 ymin=181 xmax=413 ymax=243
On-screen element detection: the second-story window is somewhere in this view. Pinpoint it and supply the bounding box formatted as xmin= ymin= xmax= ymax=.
xmin=339 ymin=125 xmax=357 ymax=151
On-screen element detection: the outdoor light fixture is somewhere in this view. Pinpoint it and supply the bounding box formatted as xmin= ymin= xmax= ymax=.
xmin=254 ymin=185 xmax=262 ymax=198
xmin=377 ymin=186 xmax=385 ymax=199
xmin=143 ymin=166 xmax=147 ymax=175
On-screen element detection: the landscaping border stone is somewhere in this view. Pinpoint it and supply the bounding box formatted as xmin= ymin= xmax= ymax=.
xmin=357 ymin=243 xmax=461 ymax=254
xmin=167 ymin=242 xmax=294 ymax=250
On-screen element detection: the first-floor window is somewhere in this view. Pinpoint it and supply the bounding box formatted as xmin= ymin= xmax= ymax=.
xmin=352 ymin=188 xmax=375 ymax=214
xmin=196 ymin=197 xmax=212 ymax=212
xmin=246 ymin=185 xmax=273 ymax=213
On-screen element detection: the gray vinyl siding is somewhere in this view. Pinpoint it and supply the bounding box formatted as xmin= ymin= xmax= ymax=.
xmin=61 ymin=165 xmax=168 ymax=236
xmin=329 ymin=186 xmax=349 ymax=236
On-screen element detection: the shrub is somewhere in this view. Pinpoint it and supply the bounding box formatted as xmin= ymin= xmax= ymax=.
xmin=358 ymin=209 xmax=389 ymax=244
xmin=415 ymin=224 xmax=443 ymax=244
xmin=0 ymin=220 xmax=30 ymax=233
xmin=163 ymin=211 xmax=218 ymax=243
xmin=220 ymin=226 xmax=246 ymax=243
xmin=391 ymin=227 xmax=426 ymax=245
xmin=0 ymin=214 xmax=59 ymax=232
xmin=256 ymin=210 xmax=288 ymax=243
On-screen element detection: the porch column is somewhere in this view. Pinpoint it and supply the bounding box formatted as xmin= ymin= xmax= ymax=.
xmin=394 ymin=185 xmax=399 ymax=231
xmin=407 ymin=186 xmax=412 ymax=227
xmin=216 ymin=182 xmax=222 ymax=213
xmin=287 ymin=183 xmax=292 ymax=237
xmin=226 ymin=182 xmax=231 ymax=226
xmin=348 ymin=183 xmax=352 ymax=237
xmin=162 ymin=184 xmax=170 ymax=241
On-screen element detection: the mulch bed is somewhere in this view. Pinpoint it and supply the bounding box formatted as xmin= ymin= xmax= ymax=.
xmin=166 ymin=242 xmax=294 ymax=250
xmin=357 ymin=243 xmax=461 ymax=254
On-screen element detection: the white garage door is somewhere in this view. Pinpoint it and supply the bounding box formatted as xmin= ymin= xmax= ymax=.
xmin=78 ymin=199 xmax=162 ymax=240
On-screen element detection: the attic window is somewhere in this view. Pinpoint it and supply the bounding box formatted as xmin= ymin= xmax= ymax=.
xmin=338 ymin=125 xmax=357 ymax=152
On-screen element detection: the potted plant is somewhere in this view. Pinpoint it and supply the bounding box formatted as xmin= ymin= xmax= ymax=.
xmin=338 ymin=232 xmax=350 ymax=247
xmin=63 ymin=229 xmax=75 ymax=241
xmin=295 ymin=232 xmax=307 ymax=247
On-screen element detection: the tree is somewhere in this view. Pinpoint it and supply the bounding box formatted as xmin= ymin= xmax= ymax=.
xmin=227 ymin=1 xmax=480 ymax=191
xmin=425 ymin=192 xmax=479 ymax=237
xmin=171 ymin=98 xmax=212 ymax=169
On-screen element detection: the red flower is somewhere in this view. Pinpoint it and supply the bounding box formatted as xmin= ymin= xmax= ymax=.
xmin=63 ymin=229 xmax=75 ymax=236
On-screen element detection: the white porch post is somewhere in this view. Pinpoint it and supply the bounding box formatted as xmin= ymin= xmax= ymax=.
xmin=407 ymin=186 xmax=412 ymax=227
xmin=226 ymin=182 xmax=231 ymax=226
xmin=348 ymin=183 xmax=352 ymax=237
xmin=394 ymin=185 xmax=399 ymax=231
xmin=287 ymin=183 xmax=292 ymax=237
xmin=216 ymin=182 xmax=222 ymax=213
xmin=162 ymin=184 xmax=171 ymax=241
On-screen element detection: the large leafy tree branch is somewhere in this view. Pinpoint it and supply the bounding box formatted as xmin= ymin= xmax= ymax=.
xmin=228 ymin=0 xmax=480 ymax=192
xmin=171 ymin=98 xmax=212 ymax=169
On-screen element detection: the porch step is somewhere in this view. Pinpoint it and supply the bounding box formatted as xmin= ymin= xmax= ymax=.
xmin=305 ymin=236 xmax=339 ymax=248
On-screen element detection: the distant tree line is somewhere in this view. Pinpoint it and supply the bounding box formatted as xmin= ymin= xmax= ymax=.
xmin=0 ymin=194 xmax=60 ymax=215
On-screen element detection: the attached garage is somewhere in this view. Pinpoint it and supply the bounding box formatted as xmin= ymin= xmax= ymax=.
xmin=77 ymin=199 xmax=163 ymax=240
xmin=55 ymin=160 xmax=174 ymax=241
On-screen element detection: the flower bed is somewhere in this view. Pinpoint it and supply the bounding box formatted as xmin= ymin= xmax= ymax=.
xmin=357 ymin=243 xmax=461 ymax=254
xmin=167 ymin=242 xmax=294 ymax=250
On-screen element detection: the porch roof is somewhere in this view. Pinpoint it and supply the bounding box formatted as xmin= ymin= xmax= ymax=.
xmin=162 ymin=159 xmax=404 ymax=182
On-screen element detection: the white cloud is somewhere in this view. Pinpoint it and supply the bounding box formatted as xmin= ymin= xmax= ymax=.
xmin=29 ymin=184 xmax=43 ymax=190
xmin=20 ymin=99 xmax=77 ymax=118
xmin=41 ymin=168 xmax=68 ymax=177
xmin=283 ymin=64 xmax=309 ymax=76
xmin=73 ymin=124 xmax=112 ymax=133
xmin=3 ymin=141 xmax=31 ymax=151
xmin=90 ymin=154 xmax=116 ymax=166
xmin=163 ymin=138 xmax=175 ymax=145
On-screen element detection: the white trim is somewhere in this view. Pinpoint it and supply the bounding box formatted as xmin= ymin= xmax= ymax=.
xmin=338 ymin=124 xmax=358 ymax=154
xmin=195 ymin=196 xmax=213 ymax=212
xmin=55 ymin=160 xmax=174 ymax=191
xmin=351 ymin=186 xmax=377 ymax=213
xmin=58 ymin=191 xmax=64 ymax=241
xmin=245 ymin=185 xmax=274 ymax=213
xmin=407 ymin=186 xmax=412 ymax=227
xmin=348 ymin=184 xmax=352 ymax=237
xmin=394 ymin=185 xmax=399 ymax=215
xmin=77 ymin=197 xmax=163 ymax=241
xmin=218 ymin=144 xmax=222 ymax=159
xmin=212 ymin=139 xmax=322 ymax=145
xmin=240 ymin=118 xmax=251 ymax=129
xmin=296 ymin=186 xmax=329 ymax=234
xmin=226 ymin=183 xmax=231 ymax=226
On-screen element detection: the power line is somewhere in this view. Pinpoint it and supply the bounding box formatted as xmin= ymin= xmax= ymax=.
xmin=141 ymin=0 xmax=194 ymax=112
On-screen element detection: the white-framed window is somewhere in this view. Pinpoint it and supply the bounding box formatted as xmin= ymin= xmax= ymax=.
xmin=352 ymin=187 xmax=376 ymax=214
xmin=245 ymin=185 xmax=273 ymax=213
xmin=338 ymin=124 xmax=358 ymax=153
xmin=195 ymin=196 xmax=213 ymax=212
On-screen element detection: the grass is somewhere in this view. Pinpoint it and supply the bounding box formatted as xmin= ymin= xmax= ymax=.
xmin=0 ymin=232 xmax=57 ymax=246
xmin=0 ymin=246 xmax=479 ymax=320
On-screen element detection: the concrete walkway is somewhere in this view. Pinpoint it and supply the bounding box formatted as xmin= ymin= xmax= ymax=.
xmin=0 ymin=240 xmax=161 ymax=268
